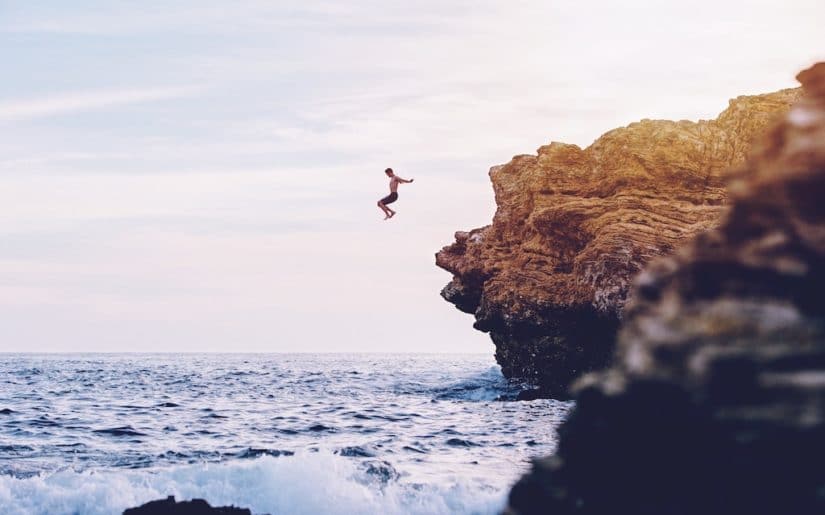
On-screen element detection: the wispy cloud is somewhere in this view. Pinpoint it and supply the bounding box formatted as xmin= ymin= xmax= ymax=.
xmin=0 ymin=1 xmax=483 ymax=36
xmin=0 ymin=87 xmax=199 ymax=122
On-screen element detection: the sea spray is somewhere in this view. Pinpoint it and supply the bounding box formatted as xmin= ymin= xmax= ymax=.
xmin=0 ymin=453 xmax=506 ymax=515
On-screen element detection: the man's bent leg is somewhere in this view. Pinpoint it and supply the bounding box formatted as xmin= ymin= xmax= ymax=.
xmin=378 ymin=201 xmax=391 ymax=219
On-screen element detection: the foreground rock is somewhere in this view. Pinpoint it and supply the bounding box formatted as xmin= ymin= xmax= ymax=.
xmin=436 ymin=88 xmax=799 ymax=397
xmin=506 ymin=62 xmax=825 ymax=514
xmin=123 ymin=496 xmax=252 ymax=515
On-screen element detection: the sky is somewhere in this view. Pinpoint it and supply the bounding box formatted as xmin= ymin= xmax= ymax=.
xmin=1 ymin=1 xmax=823 ymax=353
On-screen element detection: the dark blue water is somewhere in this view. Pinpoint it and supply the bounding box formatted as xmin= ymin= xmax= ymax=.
xmin=0 ymin=354 xmax=572 ymax=514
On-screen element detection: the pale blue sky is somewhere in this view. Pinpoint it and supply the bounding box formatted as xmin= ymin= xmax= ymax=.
xmin=1 ymin=1 xmax=822 ymax=352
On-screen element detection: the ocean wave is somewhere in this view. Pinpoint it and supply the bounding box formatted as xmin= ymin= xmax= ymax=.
xmin=431 ymin=366 xmax=523 ymax=401
xmin=92 ymin=426 xmax=147 ymax=437
xmin=0 ymin=354 xmax=568 ymax=514
xmin=0 ymin=452 xmax=506 ymax=515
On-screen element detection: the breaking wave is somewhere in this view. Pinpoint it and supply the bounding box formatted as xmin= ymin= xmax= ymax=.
xmin=0 ymin=453 xmax=506 ymax=515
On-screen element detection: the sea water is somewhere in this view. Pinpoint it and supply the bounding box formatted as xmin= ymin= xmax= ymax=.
xmin=0 ymin=354 xmax=572 ymax=515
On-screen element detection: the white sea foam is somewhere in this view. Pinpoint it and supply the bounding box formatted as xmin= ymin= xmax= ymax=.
xmin=0 ymin=453 xmax=507 ymax=515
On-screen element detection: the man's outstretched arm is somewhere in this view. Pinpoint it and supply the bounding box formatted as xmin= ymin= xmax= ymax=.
xmin=397 ymin=177 xmax=414 ymax=183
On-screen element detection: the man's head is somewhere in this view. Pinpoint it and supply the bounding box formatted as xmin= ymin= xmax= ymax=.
xmin=385 ymin=168 xmax=394 ymax=177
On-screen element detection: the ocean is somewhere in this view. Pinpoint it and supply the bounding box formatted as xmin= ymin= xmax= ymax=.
xmin=0 ymin=354 xmax=572 ymax=515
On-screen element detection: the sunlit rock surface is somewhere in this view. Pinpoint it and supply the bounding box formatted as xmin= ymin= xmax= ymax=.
xmin=436 ymin=87 xmax=800 ymax=397
xmin=506 ymin=62 xmax=825 ymax=515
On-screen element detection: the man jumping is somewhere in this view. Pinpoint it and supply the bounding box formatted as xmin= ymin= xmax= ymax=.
xmin=377 ymin=167 xmax=413 ymax=220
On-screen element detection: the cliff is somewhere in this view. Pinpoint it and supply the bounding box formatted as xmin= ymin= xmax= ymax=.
xmin=506 ymin=62 xmax=825 ymax=515
xmin=436 ymin=87 xmax=801 ymax=397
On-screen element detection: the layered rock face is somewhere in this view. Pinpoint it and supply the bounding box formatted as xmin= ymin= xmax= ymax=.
xmin=437 ymin=88 xmax=800 ymax=397
xmin=507 ymin=63 xmax=825 ymax=515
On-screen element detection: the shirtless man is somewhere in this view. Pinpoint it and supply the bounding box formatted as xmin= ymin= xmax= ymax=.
xmin=377 ymin=168 xmax=414 ymax=220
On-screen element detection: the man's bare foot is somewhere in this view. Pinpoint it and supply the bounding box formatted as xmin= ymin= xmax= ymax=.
xmin=388 ymin=211 xmax=396 ymax=218
xmin=383 ymin=214 xmax=390 ymax=220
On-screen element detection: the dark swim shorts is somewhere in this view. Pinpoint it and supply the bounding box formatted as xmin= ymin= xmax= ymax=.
xmin=380 ymin=192 xmax=399 ymax=204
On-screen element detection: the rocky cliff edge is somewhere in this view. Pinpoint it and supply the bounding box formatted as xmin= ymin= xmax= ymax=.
xmin=436 ymin=87 xmax=800 ymax=397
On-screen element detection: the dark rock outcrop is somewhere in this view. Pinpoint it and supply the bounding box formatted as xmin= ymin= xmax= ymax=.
xmin=123 ymin=496 xmax=252 ymax=515
xmin=506 ymin=62 xmax=825 ymax=515
xmin=436 ymin=88 xmax=800 ymax=397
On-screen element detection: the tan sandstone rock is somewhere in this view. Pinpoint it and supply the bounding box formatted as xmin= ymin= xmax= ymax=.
xmin=506 ymin=62 xmax=825 ymax=515
xmin=437 ymin=86 xmax=800 ymax=397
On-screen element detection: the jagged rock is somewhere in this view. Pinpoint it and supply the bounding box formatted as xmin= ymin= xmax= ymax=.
xmin=123 ymin=496 xmax=252 ymax=515
xmin=506 ymin=62 xmax=825 ymax=515
xmin=436 ymin=87 xmax=800 ymax=397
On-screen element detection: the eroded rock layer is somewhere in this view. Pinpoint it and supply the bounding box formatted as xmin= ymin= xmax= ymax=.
xmin=506 ymin=62 xmax=825 ymax=515
xmin=437 ymin=87 xmax=800 ymax=397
